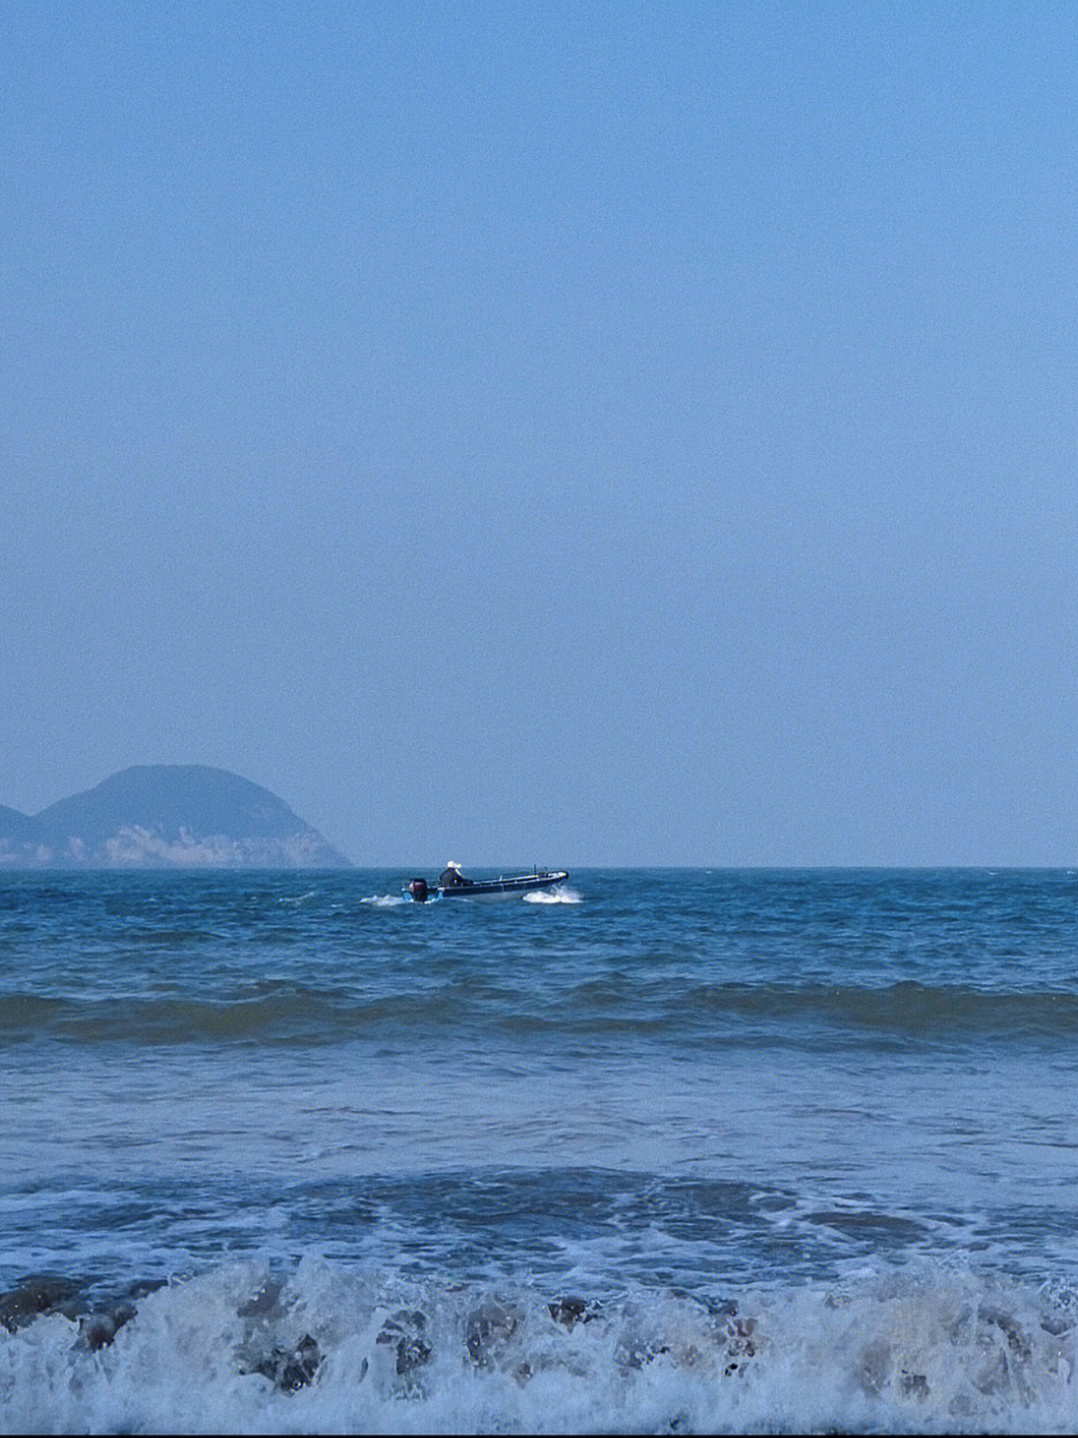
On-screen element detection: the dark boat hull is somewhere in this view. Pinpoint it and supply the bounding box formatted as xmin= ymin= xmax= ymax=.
xmin=437 ymin=871 xmax=569 ymax=901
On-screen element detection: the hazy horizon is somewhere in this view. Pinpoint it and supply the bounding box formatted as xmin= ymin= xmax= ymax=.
xmin=4 ymin=2 xmax=1075 ymax=867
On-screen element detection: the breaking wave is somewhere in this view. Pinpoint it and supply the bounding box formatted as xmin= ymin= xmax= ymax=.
xmin=2 ymin=1257 xmax=1077 ymax=1434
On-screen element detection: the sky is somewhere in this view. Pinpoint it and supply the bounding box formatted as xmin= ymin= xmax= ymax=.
xmin=2 ymin=0 xmax=1076 ymax=867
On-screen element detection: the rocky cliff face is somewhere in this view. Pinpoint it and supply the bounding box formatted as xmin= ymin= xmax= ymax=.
xmin=0 ymin=766 xmax=351 ymax=869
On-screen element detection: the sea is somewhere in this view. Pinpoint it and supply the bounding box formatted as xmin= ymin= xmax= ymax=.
xmin=2 ymin=867 xmax=1078 ymax=1435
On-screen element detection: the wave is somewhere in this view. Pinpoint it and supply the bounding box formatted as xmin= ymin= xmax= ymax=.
xmin=504 ymin=979 xmax=1078 ymax=1049
xmin=0 ymin=987 xmax=465 ymax=1046
xmin=5 ymin=978 xmax=1078 ymax=1048
xmin=673 ymin=980 xmax=1078 ymax=1044
xmin=2 ymin=1256 xmax=1077 ymax=1434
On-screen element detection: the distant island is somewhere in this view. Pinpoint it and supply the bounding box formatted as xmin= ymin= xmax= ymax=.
xmin=0 ymin=766 xmax=352 ymax=869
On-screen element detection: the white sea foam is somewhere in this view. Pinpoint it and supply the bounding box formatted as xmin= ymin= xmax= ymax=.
xmin=523 ymin=885 xmax=581 ymax=904
xmin=2 ymin=1257 xmax=1077 ymax=1434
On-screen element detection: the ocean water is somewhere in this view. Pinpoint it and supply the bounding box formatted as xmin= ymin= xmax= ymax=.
xmin=2 ymin=867 xmax=1078 ymax=1434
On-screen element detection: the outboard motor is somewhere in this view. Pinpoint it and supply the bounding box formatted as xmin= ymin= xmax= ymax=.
xmin=408 ymin=877 xmax=429 ymax=903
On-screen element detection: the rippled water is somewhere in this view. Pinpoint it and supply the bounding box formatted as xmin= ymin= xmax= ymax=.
xmin=2 ymin=868 xmax=1078 ymax=1432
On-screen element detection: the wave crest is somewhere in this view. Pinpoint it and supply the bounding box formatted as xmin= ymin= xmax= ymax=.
xmin=2 ymin=1258 xmax=1076 ymax=1434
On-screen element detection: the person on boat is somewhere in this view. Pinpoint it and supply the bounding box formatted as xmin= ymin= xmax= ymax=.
xmin=439 ymin=861 xmax=473 ymax=889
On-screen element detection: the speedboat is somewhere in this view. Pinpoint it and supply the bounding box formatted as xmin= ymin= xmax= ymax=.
xmin=406 ymin=869 xmax=569 ymax=902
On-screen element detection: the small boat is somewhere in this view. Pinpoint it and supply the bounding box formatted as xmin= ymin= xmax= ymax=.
xmin=406 ymin=866 xmax=569 ymax=903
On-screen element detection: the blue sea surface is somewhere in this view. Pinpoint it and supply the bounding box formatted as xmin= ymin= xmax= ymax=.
xmin=2 ymin=868 xmax=1078 ymax=1433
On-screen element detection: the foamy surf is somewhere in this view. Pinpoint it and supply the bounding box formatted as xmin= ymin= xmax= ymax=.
xmin=2 ymin=1258 xmax=1076 ymax=1434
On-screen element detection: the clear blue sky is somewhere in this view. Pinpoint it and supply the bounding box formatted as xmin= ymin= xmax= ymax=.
xmin=3 ymin=1 xmax=1075 ymax=866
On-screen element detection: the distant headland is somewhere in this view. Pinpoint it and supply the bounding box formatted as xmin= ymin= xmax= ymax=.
xmin=0 ymin=766 xmax=352 ymax=869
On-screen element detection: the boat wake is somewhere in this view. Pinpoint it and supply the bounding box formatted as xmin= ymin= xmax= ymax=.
xmin=524 ymin=884 xmax=581 ymax=904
